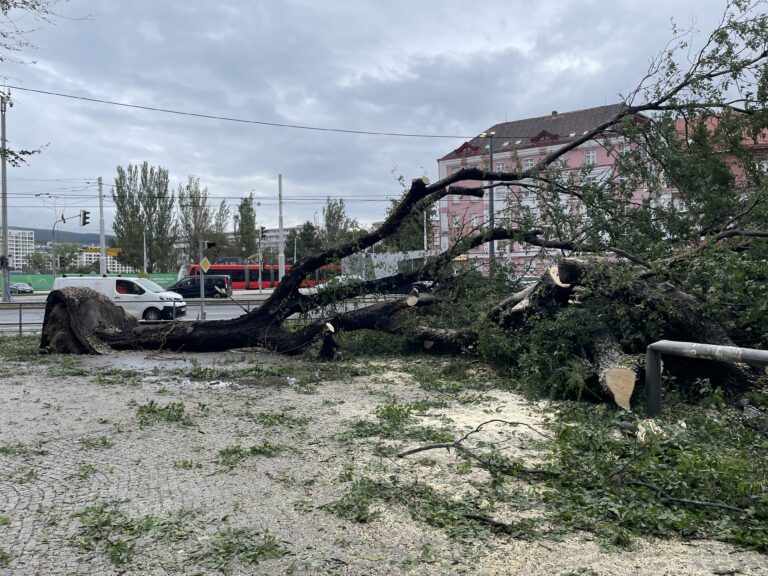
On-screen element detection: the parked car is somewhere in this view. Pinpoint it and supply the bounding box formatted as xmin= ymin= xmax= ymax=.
xmin=376 ymin=279 xmax=435 ymax=295
xmin=319 ymin=275 xmax=365 ymax=290
xmin=52 ymin=276 xmax=186 ymax=321
xmin=166 ymin=275 xmax=233 ymax=299
xmin=10 ymin=282 xmax=34 ymax=294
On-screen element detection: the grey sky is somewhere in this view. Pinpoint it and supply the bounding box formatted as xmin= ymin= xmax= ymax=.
xmin=4 ymin=0 xmax=728 ymax=236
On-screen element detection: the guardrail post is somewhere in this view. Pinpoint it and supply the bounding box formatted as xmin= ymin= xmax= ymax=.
xmin=645 ymin=346 xmax=662 ymax=417
xmin=18 ymin=302 xmax=22 ymax=335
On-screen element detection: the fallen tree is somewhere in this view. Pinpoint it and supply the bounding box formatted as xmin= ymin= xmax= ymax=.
xmin=39 ymin=1 xmax=768 ymax=410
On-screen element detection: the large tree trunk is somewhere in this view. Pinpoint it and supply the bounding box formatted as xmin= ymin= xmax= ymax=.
xmin=40 ymin=286 xmax=437 ymax=356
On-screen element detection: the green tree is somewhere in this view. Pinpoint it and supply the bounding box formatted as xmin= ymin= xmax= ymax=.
xmin=177 ymin=175 xmax=213 ymax=263
xmin=209 ymin=200 xmax=232 ymax=261
xmin=321 ymin=198 xmax=360 ymax=249
xmin=54 ymin=242 xmax=80 ymax=273
xmin=112 ymin=162 xmax=179 ymax=273
xmin=381 ymin=195 xmax=436 ymax=252
xmin=234 ymin=194 xmax=258 ymax=259
xmin=286 ymin=221 xmax=322 ymax=263
xmin=26 ymin=251 xmax=49 ymax=273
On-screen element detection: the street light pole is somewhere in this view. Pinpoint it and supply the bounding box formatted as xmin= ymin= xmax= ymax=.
xmin=278 ymin=174 xmax=285 ymax=281
xmin=98 ymin=176 xmax=106 ymax=275
xmin=51 ymin=213 xmax=68 ymax=280
xmin=480 ymin=130 xmax=496 ymax=271
xmin=1 ymin=89 xmax=11 ymax=302
xmin=199 ymin=239 xmax=206 ymax=320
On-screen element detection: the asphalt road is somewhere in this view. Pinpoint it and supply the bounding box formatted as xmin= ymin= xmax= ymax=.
xmin=0 ymin=293 xmax=272 ymax=334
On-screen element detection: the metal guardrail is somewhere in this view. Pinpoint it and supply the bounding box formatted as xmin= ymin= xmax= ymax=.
xmin=645 ymin=340 xmax=768 ymax=417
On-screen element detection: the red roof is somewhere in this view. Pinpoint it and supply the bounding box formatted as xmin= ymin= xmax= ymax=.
xmin=440 ymin=103 xmax=631 ymax=161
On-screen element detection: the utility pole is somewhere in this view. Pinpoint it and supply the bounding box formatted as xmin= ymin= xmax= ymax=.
xmin=278 ymin=174 xmax=285 ymax=281
xmin=258 ymin=228 xmax=263 ymax=294
xmin=423 ymin=211 xmax=428 ymax=251
xmin=142 ymin=232 xmax=148 ymax=275
xmin=98 ymin=176 xmax=106 ymax=275
xmin=480 ymin=130 xmax=496 ymax=271
xmin=199 ymin=239 xmax=205 ymax=320
xmin=51 ymin=212 xmax=69 ymax=279
xmin=1 ymin=89 xmax=11 ymax=302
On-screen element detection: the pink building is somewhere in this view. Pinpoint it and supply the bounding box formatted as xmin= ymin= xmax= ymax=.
xmin=437 ymin=105 xmax=768 ymax=276
xmin=437 ymin=104 xmax=650 ymax=275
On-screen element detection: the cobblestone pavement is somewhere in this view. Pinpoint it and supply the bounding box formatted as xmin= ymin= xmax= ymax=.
xmin=1 ymin=346 xmax=765 ymax=575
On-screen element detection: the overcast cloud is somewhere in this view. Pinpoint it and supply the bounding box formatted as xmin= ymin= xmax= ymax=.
xmin=3 ymin=0 xmax=729 ymax=235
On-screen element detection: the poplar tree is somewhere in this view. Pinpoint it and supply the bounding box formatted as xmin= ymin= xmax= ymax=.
xmin=112 ymin=162 xmax=178 ymax=273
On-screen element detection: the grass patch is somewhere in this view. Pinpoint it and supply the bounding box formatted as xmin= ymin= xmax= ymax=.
xmin=200 ymin=527 xmax=287 ymax=570
xmin=137 ymin=400 xmax=193 ymax=428
xmin=185 ymin=358 xmax=234 ymax=381
xmin=216 ymin=441 xmax=286 ymax=470
xmin=404 ymin=361 xmax=502 ymax=394
xmin=80 ymin=435 xmax=114 ymax=450
xmin=244 ymin=410 xmax=310 ymax=429
xmin=94 ymin=369 xmax=141 ymax=386
xmin=326 ymin=477 xmax=526 ymax=541
xmin=0 ymin=514 xmax=10 ymax=525
xmin=172 ymin=459 xmax=202 ymax=470
xmin=74 ymin=463 xmax=99 ymax=479
xmin=10 ymin=467 xmax=39 ymax=483
xmin=71 ymin=501 xmax=196 ymax=566
xmin=0 ymin=335 xmax=48 ymax=362
xmin=324 ymin=477 xmax=381 ymax=523
xmin=0 ymin=442 xmax=48 ymax=458
xmin=0 ymin=550 xmax=11 ymax=568
xmin=0 ymin=443 xmax=30 ymax=456
xmin=48 ymin=357 xmax=89 ymax=377
xmin=342 ymin=399 xmax=454 ymax=444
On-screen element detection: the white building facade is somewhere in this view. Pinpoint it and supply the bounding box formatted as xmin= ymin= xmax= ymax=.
xmin=0 ymin=228 xmax=35 ymax=270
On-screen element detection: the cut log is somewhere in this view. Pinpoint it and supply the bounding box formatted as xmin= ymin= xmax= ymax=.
xmin=591 ymin=325 xmax=640 ymax=411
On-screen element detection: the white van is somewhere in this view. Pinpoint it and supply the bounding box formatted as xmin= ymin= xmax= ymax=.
xmin=52 ymin=276 xmax=187 ymax=321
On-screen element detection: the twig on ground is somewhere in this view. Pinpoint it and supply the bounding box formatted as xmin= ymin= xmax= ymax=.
xmin=629 ymin=481 xmax=749 ymax=514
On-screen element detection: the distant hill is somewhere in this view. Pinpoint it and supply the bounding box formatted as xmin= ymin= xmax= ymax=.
xmin=11 ymin=227 xmax=115 ymax=246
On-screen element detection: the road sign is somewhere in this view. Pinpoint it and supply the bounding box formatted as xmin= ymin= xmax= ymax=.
xmin=201 ymin=256 xmax=211 ymax=273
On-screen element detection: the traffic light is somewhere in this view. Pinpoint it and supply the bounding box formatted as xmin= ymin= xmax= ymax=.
xmin=79 ymin=210 xmax=90 ymax=226
xmin=204 ymin=241 xmax=216 ymax=249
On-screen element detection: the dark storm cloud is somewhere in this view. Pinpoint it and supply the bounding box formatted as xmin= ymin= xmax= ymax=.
xmin=4 ymin=0 xmax=728 ymax=232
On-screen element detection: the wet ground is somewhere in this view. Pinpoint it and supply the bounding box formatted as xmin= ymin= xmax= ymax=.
xmin=1 ymin=346 xmax=765 ymax=575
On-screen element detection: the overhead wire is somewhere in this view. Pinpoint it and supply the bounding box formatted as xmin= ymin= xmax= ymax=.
xmin=8 ymin=85 xmax=473 ymax=138
xmin=7 ymin=85 xmax=556 ymax=140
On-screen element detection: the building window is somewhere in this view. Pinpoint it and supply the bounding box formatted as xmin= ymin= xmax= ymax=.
xmin=451 ymin=215 xmax=462 ymax=230
xmin=495 ymin=161 xmax=505 ymax=173
xmin=523 ymin=158 xmax=535 ymax=170
xmin=585 ymin=149 xmax=597 ymax=165
xmin=470 ymin=214 xmax=479 ymax=228
xmin=470 ymin=194 xmax=479 ymax=203
xmin=452 ymin=195 xmax=460 ymax=204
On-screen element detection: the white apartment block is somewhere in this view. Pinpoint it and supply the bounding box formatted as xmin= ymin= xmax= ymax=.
xmin=0 ymin=228 xmax=35 ymax=270
xmin=77 ymin=250 xmax=137 ymax=274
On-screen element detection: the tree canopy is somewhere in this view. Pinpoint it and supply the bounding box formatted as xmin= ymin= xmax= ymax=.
xmin=112 ymin=162 xmax=179 ymax=273
xmin=233 ymin=193 xmax=259 ymax=259
xmin=320 ymin=198 xmax=360 ymax=249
